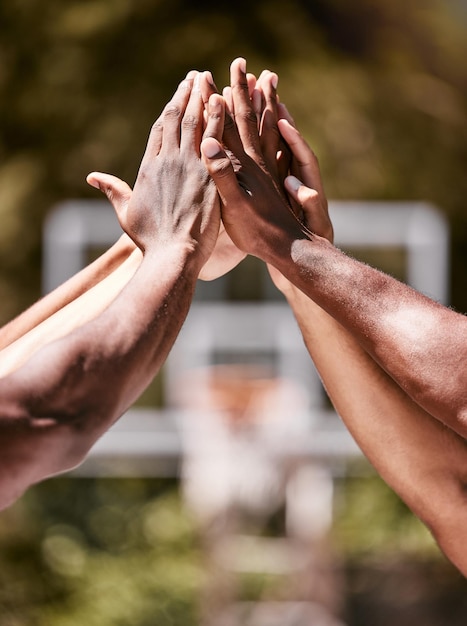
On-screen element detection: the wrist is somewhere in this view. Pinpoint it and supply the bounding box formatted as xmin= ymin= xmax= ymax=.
xmin=272 ymin=234 xmax=333 ymax=296
xmin=142 ymin=240 xmax=204 ymax=284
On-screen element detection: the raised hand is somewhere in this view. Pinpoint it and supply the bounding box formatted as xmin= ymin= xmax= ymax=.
xmin=88 ymin=73 xmax=246 ymax=281
xmin=89 ymin=72 xmax=220 ymax=277
xmin=201 ymin=58 xmax=311 ymax=269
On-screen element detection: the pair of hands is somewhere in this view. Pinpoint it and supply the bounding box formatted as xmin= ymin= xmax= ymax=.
xmin=87 ymin=58 xmax=333 ymax=288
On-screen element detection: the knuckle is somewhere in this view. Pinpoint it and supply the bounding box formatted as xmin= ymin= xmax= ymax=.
xmin=209 ymin=158 xmax=231 ymax=177
xmin=150 ymin=118 xmax=163 ymax=134
xmin=182 ymin=113 xmax=199 ymax=131
xmin=164 ymin=103 xmax=182 ymax=120
xmin=223 ymin=113 xmax=236 ymax=133
xmin=239 ymin=106 xmax=258 ymax=127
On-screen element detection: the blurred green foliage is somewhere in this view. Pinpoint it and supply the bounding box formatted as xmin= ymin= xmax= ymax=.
xmin=0 ymin=475 xmax=464 ymax=625
xmin=0 ymin=479 xmax=204 ymax=625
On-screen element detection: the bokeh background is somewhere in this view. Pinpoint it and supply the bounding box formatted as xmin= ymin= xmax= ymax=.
xmin=0 ymin=0 xmax=466 ymax=624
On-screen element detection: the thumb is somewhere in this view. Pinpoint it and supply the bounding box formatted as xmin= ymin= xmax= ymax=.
xmin=285 ymin=175 xmax=333 ymax=241
xmin=86 ymin=172 xmax=132 ymax=222
xmin=285 ymin=175 xmax=320 ymax=209
xmin=201 ymin=138 xmax=244 ymax=207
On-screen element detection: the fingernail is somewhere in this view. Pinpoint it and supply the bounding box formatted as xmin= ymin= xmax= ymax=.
xmin=238 ymin=57 xmax=246 ymax=73
xmin=86 ymin=175 xmax=100 ymax=190
xmin=204 ymin=70 xmax=215 ymax=87
xmin=287 ymin=175 xmax=303 ymax=192
xmin=202 ymin=137 xmax=222 ymax=158
xmin=193 ymin=72 xmax=200 ymax=92
xmin=186 ymin=70 xmax=197 ymax=80
xmin=271 ymin=73 xmax=278 ymax=89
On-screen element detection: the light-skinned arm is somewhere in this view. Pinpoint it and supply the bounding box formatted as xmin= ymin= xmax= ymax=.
xmin=0 ymin=233 xmax=137 ymax=351
xmin=0 ymin=72 xmax=222 ymax=510
xmin=0 ymin=69 xmax=246 ymax=376
xmin=201 ymin=57 xmax=467 ymax=439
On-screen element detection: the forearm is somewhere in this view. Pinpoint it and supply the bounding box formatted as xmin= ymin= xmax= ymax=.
xmin=285 ymin=286 xmax=467 ymax=575
xmin=276 ymin=236 xmax=467 ymax=437
xmin=14 ymin=245 xmax=198 ymax=420
xmin=0 ymin=245 xmax=200 ymax=503
xmin=0 ymin=234 xmax=137 ymax=350
xmin=0 ymin=247 xmax=142 ymax=377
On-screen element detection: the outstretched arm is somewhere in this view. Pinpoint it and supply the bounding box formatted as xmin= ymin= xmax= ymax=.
xmin=277 ymin=278 xmax=467 ymax=575
xmin=267 ymin=122 xmax=467 ymax=572
xmin=0 ymin=245 xmax=142 ymax=377
xmin=202 ymin=60 xmax=467 ymax=574
xmin=0 ymin=70 xmax=245 ymax=376
xmin=201 ymin=57 xmax=467 ymax=439
xmin=0 ymin=72 xmax=222 ymax=510
xmin=0 ymin=232 xmax=137 ymax=351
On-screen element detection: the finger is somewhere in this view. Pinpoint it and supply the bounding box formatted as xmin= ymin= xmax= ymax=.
xmin=277 ymin=101 xmax=295 ymax=125
xmin=181 ymin=72 xmax=204 ymax=152
xmin=203 ymin=94 xmax=225 ymax=143
xmin=254 ymin=69 xmax=271 ymax=123
xmin=217 ymin=89 xmax=246 ymax=163
xmin=252 ymin=88 xmax=263 ymax=127
xmin=246 ymin=72 xmax=257 ymax=97
xmin=222 ymin=85 xmax=233 ymax=116
xmin=201 ymin=70 xmax=218 ymax=127
xmin=275 ymin=103 xmax=293 ymax=180
xmin=160 ymin=73 xmax=195 ymax=151
xmin=259 ymin=71 xmax=280 ymax=173
xmin=255 ymin=69 xmax=270 ymax=92
xmin=246 ymin=71 xmax=263 ymax=128
xmin=222 ymin=106 xmax=245 ymax=163
xmin=201 ymin=137 xmax=246 ymax=208
xmin=141 ymin=71 xmax=197 ymax=160
xmin=285 ymin=175 xmax=333 ymax=241
xmin=230 ymin=57 xmax=262 ymax=158
xmin=86 ymin=172 xmax=132 ymax=221
xmin=278 ymin=118 xmax=325 ymax=198
xmin=200 ymin=70 xmax=218 ymax=107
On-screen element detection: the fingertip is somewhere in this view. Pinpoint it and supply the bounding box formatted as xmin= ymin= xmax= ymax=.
xmin=208 ymin=93 xmax=224 ymax=108
xmin=277 ymin=117 xmax=293 ymax=130
xmin=204 ymin=70 xmax=216 ymax=88
xmin=277 ymin=117 xmax=297 ymax=141
xmin=86 ymin=172 xmax=101 ymax=190
xmin=277 ymin=103 xmax=295 ymax=126
xmin=231 ymin=57 xmax=247 ymax=75
xmin=285 ymin=175 xmax=303 ymax=194
xmin=201 ymin=137 xmax=223 ymax=159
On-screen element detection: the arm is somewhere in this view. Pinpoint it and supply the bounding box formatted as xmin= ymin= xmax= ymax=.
xmin=0 ymin=66 xmax=243 ymax=356
xmin=268 ymin=78 xmax=467 ymax=574
xmin=201 ymin=57 xmax=467 ymax=438
xmin=0 ymin=71 xmax=221 ymax=509
xmin=202 ymin=59 xmax=467 ymax=573
xmin=0 ymin=233 xmax=137 ymax=351
xmin=279 ymin=281 xmax=467 ymax=575
xmin=0 ymin=71 xmax=245 ymax=376
xmin=0 ymin=246 xmax=142 ymax=377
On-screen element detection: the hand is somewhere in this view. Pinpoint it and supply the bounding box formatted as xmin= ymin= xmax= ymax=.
xmin=198 ymin=89 xmax=247 ymax=280
xmin=88 ymin=80 xmax=246 ymax=281
xmin=90 ymin=72 xmax=220 ymax=272
xmin=230 ymin=63 xmax=332 ymax=295
xmin=201 ymin=58 xmax=310 ymax=267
